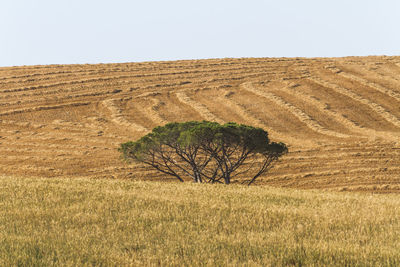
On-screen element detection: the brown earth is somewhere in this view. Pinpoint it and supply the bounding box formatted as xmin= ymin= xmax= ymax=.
xmin=1 ymin=56 xmax=400 ymax=192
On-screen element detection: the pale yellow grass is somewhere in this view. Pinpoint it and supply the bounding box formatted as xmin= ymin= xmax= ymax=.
xmin=0 ymin=176 xmax=399 ymax=266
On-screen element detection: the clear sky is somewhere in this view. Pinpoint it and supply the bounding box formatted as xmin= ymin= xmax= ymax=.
xmin=1 ymin=0 xmax=399 ymax=67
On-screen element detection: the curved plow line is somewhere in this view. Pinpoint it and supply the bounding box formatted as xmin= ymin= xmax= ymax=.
xmin=67 ymin=89 xmax=120 ymax=99
xmin=281 ymin=82 xmax=383 ymax=140
xmin=268 ymin=166 xmax=400 ymax=181
xmin=342 ymin=73 xmax=400 ymax=101
xmin=373 ymin=66 xmax=400 ymax=83
xmin=134 ymin=92 xmax=168 ymax=125
xmin=284 ymin=146 xmax=400 ymax=157
xmin=143 ymin=98 xmax=169 ymax=126
xmin=0 ymin=147 xmax=85 ymax=156
xmin=0 ymin=75 xmax=135 ymax=93
xmin=0 ymin=120 xmax=44 ymax=129
xmin=308 ymin=77 xmax=400 ymax=130
xmin=1 ymin=81 xmax=127 ymax=100
xmin=0 ymin=73 xmax=80 ymax=86
xmin=0 ymin=68 xmax=278 ymax=97
xmin=217 ymin=93 xmax=309 ymax=147
xmin=273 ymin=158 xmax=391 ymax=171
xmin=0 ymin=98 xmax=60 ymax=108
xmin=0 ymin=102 xmax=90 ymax=116
xmin=241 ymin=82 xmax=349 ymax=138
xmin=0 ymin=64 xmax=279 ymax=88
xmin=175 ymin=91 xmax=224 ymax=124
xmin=101 ymin=99 xmax=148 ymax=132
xmin=0 ymin=68 xmax=131 ymax=83
xmin=0 ymin=165 xmax=59 ymax=172
xmin=326 ymin=67 xmax=400 ymax=102
xmin=1 ymin=142 xmax=97 ymax=151
xmin=29 ymin=135 xmax=118 ymax=146
xmin=134 ymin=68 xmax=282 ymax=87
xmin=218 ymin=92 xmax=265 ymax=128
xmin=351 ymin=63 xmax=400 ymax=83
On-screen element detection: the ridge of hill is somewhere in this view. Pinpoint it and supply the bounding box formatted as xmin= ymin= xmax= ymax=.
xmin=1 ymin=56 xmax=400 ymax=192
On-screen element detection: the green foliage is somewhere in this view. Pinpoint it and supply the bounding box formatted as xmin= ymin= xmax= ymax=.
xmin=119 ymin=121 xmax=288 ymax=185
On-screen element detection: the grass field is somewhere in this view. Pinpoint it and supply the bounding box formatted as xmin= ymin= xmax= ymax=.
xmin=1 ymin=176 xmax=399 ymax=266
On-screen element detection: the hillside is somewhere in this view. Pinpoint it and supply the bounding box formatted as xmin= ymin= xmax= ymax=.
xmin=1 ymin=56 xmax=400 ymax=191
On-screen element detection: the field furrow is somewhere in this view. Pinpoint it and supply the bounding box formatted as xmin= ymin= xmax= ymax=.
xmin=277 ymin=81 xmax=379 ymax=139
xmin=241 ymin=82 xmax=350 ymax=138
xmin=100 ymin=99 xmax=148 ymax=132
xmin=327 ymin=66 xmax=400 ymax=101
xmin=1 ymin=56 xmax=400 ymax=192
xmin=175 ymin=91 xmax=225 ymax=123
xmin=308 ymin=76 xmax=400 ymax=131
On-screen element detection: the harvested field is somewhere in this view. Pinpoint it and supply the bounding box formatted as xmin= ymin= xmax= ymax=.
xmin=1 ymin=56 xmax=400 ymax=192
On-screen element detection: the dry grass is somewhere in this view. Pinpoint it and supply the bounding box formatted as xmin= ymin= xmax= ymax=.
xmin=1 ymin=57 xmax=400 ymax=191
xmin=0 ymin=176 xmax=399 ymax=266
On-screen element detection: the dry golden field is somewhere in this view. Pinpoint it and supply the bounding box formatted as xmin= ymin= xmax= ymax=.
xmin=1 ymin=177 xmax=399 ymax=266
xmin=1 ymin=56 xmax=400 ymax=191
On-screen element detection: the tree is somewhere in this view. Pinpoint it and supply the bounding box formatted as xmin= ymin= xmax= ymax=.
xmin=119 ymin=121 xmax=288 ymax=185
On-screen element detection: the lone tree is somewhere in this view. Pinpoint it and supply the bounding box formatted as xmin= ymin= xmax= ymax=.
xmin=119 ymin=121 xmax=287 ymax=185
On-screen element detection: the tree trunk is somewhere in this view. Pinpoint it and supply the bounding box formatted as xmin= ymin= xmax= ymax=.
xmin=224 ymin=173 xmax=230 ymax=184
xmin=193 ymin=171 xmax=202 ymax=183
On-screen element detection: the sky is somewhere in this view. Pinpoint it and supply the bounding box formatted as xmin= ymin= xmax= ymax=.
xmin=1 ymin=0 xmax=399 ymax=67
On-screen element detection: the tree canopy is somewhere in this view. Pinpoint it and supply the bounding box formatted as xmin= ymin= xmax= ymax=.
xmin=119 ymin=121 xmax=288 ymax=185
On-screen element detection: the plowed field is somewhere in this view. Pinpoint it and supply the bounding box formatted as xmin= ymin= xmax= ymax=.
xmin=1 ymin=56 xmax=400 ymax=192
